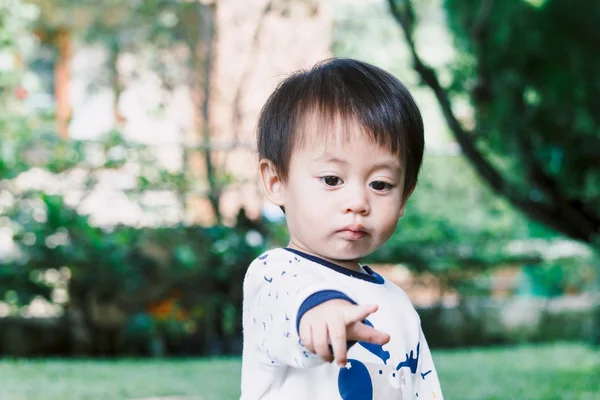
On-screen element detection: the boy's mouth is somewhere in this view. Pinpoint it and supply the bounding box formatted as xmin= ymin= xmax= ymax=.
xmin=337 ymin=224 xmax=367 ymax=240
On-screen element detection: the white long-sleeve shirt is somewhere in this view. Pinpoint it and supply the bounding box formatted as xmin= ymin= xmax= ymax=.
xmin=241 ymin=247 xmax=443 ymax=400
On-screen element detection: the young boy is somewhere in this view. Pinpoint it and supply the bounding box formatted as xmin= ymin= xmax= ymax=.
xmin=241 ymin=58 xmax=443 ymax=400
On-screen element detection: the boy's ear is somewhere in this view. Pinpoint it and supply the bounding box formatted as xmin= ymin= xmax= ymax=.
xmin=259 ymin=159 xmax=285 ymax=206
xmin=398 ymin=186 xmax=416 ymax=218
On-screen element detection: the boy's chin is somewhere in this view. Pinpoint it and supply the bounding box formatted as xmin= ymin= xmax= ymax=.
xmin=331 ymin=244 xmax=375 ymax=259
xmin=325 ymin=250 xmax=369 ymax=263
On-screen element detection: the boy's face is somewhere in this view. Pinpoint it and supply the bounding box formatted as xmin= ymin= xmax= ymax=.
xmin=260 ymin=119 xmax=410 ymax=271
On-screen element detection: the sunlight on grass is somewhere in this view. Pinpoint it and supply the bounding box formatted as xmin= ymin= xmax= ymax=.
xmin=0 ymin=342 xmax=597 ymax=400
xmin=435 ymin=342 xmax=600 ymax=400
xmin=0 ymin=358 xmax=242 ymax=400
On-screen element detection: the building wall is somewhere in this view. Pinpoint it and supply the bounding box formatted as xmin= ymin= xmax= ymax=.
xmin=61 ymin=1 xmax=332 ymax=227
xmin=205 ymin=0 xmax=333 ymax=224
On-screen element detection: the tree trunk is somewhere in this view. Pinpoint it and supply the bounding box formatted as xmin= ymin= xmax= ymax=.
xmin=54 ymin=27 xmax=71 ymax=138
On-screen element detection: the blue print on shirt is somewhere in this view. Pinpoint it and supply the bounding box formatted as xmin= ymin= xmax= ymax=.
xmin=338 ymin=360 xmax=373 ymax=400
xmin=337 ymin=319 xmax=427 ymax=400
xmin=396 ymin=342 xmax=420 ymax=374
xmin=359 ymin=319 xmax=390 ymax=364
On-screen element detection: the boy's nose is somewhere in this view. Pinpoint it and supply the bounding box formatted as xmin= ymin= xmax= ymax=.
xmin=343 ymin=186 xmax=370 ymax=215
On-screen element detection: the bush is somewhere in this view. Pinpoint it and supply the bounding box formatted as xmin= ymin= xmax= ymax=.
xmin=419 ymin=294 xmax=600 ymax=348
xmin=1 ymin=195 xmax=267 ymax=356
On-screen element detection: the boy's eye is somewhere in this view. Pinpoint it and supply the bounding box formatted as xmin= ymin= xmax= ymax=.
xmin=370 ymin=181 xmax=391 ymax=191
xmin=321 ymin=176 xmax=343 ymax=187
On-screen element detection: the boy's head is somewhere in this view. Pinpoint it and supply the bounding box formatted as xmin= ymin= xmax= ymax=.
xmin=257 ymin=58 xmax=424 ymax=268
xmin=257 ymin=58 xmax=424 ymax=201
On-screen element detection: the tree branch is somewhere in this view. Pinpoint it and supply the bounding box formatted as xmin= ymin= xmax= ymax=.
xmin=196 ymin=1 xmax=221 ymax=224
xmin=231 ymin=1 xmax=274 ymax=145
xmin=387 ymin=0 xmax=599 ymax=243
xmin=388 ymin=0 xmax=505 ymax=191
xmin=470 ymin=0 xmax=495 ymax=39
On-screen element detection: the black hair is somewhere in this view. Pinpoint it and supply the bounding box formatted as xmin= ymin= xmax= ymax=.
xmin=257 ymin=58 xmax=424 ymax=199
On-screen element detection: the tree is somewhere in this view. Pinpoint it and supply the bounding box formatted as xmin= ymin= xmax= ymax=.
xmin=388 ymin=0 xmax=600 ymax=247
xmin=26 ymin=0 xmax=227 ymax=222
xmin=332 ymin=0 xmax=558 ymax=277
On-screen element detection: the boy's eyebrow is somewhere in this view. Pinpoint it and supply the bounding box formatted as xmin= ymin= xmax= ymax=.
xmin=371 ymin=161 xmax=402 ymax=172
xmin=313 ymin=154 xmax=349 ymax=165
xmin=314 ymin=154 xmax=402 ymax=172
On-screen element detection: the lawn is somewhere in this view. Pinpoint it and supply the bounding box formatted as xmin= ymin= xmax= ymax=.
xmin=0 ymin=342 xmax=598 ymax=400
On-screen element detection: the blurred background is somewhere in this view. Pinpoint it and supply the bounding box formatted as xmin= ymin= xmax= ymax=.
xmin=0 ymin=0 xmax=598 ymax=399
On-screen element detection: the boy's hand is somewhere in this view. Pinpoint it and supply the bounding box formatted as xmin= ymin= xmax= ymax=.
xmin=298 ymin=299 xmax=390 ymax=367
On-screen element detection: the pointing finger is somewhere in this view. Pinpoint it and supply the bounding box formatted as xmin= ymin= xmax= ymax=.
xmin=313 ymin=323 xmax=333 ymax=362
xmin=343 ymin=304 xmax=378 ymax=325
xmin=347 ymin=322 xmax=390 ymax=345
xmin=299 ymin=320 xmax=314 ymax=354
xmin=328 ymin=318 xmax=348 ymax=367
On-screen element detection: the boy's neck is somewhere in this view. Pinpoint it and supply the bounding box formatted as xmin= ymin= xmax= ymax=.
xmin=286 ymin=242 xmax=363 ymax=273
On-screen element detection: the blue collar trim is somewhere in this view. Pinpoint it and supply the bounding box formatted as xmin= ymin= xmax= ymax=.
xmin=284 ymin=248 xmax=385 ymax=285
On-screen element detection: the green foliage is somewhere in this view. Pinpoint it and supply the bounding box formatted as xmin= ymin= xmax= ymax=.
xmin=383 ymin=0 xmax=600 ymax=245
xmin=3 ymin=188 xmax=265 ymax=305
xmin=0 ymin=0 xmax=42 ymax=176
xmin=333 ymin=1 xmax=558 ymax=276
xmin=1 ymin=0 xmax=596 ymax=357
xmin=333 ymin=1 xmax=597 ymax=302
xmin=369 ymin=154 xmax=550 ymax=272
xmin=520 ymin=258 xmax=598 ymax=297
xmin=1 ymin=171 xmax=264 ymax=354
xmin=29 ymin=0 xmax=212 ymax=92
xmin=0 ymin=97 xmax=260 ymax=346
xmin=0 ymin=0 xmax=253 ymax=354
xmin=445 ymin=0 xmax=600 ymax=200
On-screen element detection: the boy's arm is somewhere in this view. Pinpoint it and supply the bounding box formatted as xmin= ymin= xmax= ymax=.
xmin=245 ymin=255 xmax=387 ymax=368
xmin=298 ymin=299 xmax=389 ymax=367
xmin=245 ymin=258 xmax=348 ymax=368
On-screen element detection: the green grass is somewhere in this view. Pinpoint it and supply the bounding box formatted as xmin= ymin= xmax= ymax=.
xmin=435 ymin=342 xmax=599 ymax=400
xmin=0 ymin=342 xmax=598 ymax=399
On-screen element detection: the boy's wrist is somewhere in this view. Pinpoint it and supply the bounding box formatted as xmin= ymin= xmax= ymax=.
xmin=296 ymin=290 xmax=356 ymax=334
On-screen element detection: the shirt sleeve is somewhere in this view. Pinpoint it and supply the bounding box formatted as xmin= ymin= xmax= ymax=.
xmin=243 ymin=251 xmax=356 ymax=368
xmin=414 ymin=329 xmax=444 ymax=399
